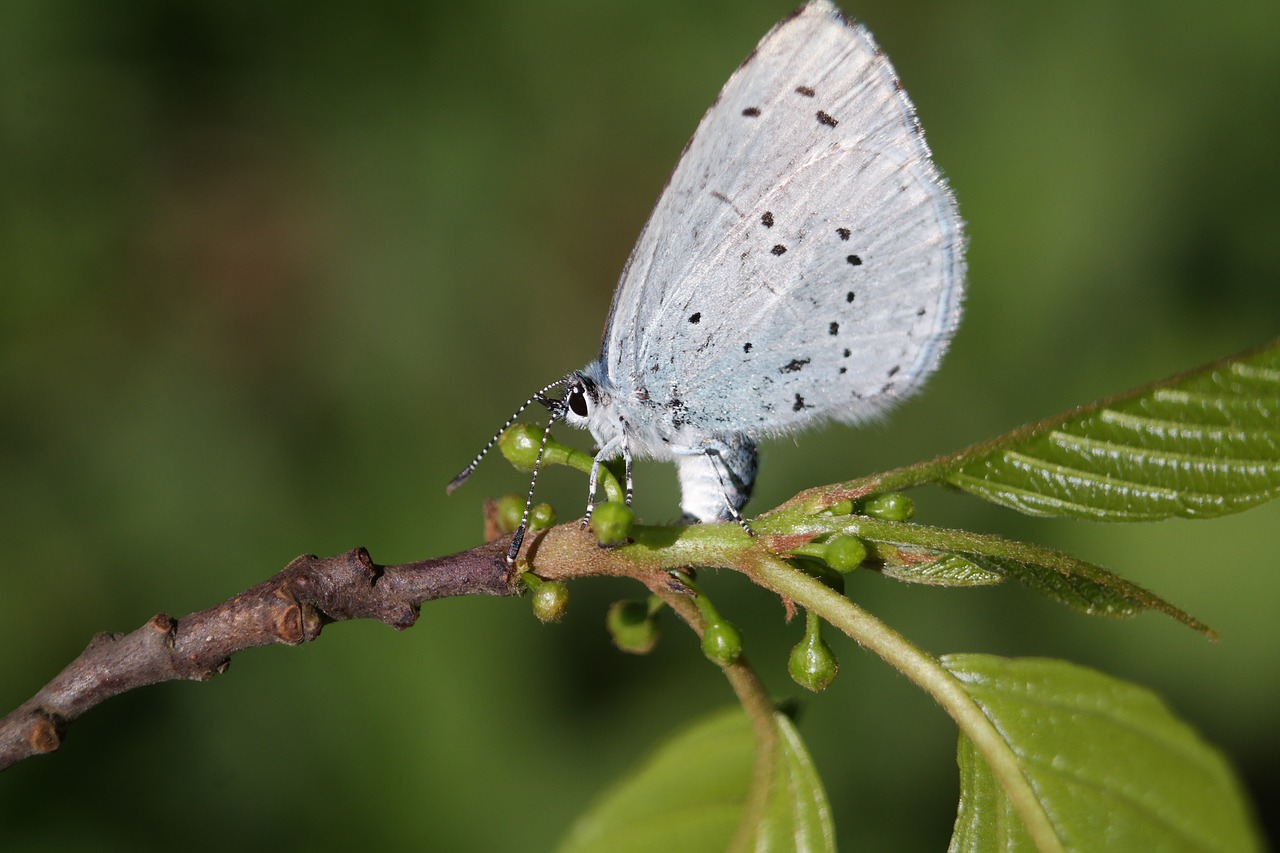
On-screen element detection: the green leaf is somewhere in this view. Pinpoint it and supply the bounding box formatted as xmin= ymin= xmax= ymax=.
xmin=943 ymin=655 xmax=1260 ymax=852
xmin=557 ymin=706 xmax=834 ymax=853
xmin=879 ymin=553 xmax=1004 ymax=587
xmin=948 ymin=546 xmax=1214 ymax=638
xmin=837 ymin=517 xmax=1214 ymax=636
xmin=758 ymin=712 xmax=837 ymax=850
xmin=944 ymin=340 xmax=1280 ymax=521
xmin=877 ymin=547 xmax=1214 ymax=636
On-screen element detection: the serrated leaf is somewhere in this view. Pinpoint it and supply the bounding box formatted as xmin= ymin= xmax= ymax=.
xmin=558 ymin=706 xmax=834 ymax=853
xmin=877 ymin=544 xmax=1214 ymax=635
xmin=943 ymin=655 xmax=1259 ymax=853
xmin=943 ymin=340 xmax=1280 ymax=521
xmin=954 ymin=548 xmax=1214 ymax=638
xmin=851 ymin=517 xmax=1214 ymax=636
xmin=880 ymin=553 xmax=1005 ymax=587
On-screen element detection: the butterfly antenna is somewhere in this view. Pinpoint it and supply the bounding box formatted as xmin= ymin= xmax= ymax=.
xmin=506 ymin=416 xmax=559 ymax=566
xmin=446 ymin=379 xmax=566 ymax=495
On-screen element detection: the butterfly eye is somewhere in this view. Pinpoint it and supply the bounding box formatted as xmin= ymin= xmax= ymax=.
xmin=568 ymin=385 xmax=589 ymax=418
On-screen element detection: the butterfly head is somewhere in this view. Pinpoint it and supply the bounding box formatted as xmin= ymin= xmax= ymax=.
xmin=547 ymin=362 xmax=617 ymax=440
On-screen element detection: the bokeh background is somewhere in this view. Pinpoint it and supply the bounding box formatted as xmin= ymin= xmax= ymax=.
xmin=2 ymin=0 xmax=1277 ymax=849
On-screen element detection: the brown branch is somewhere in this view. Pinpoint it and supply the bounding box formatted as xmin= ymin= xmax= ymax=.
xmin=0 ymin=541 xmax=516 ymax=771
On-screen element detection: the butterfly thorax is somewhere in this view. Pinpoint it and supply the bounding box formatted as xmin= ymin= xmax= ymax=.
xmin=569 ymin=360 xmax=757 ymax=463
xmin=563 ymin=361 xmax=759 ymax=523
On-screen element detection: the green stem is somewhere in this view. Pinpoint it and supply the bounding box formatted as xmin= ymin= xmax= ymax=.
xmin=643 ymin=575 xmax=777 ymax=853
xmin=543 ymin=441 xmax=624 ymax=504
xmin=762 ymin=452 xmax=966 ymax=518
xmin=749 ymin=554 xmax=1065 ymax=853
xmin=755 ymin=511 xmax=1104 ymax=573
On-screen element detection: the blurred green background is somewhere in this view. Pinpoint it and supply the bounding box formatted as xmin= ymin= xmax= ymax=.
xmin=2 ymin=0 xmax=1277 ymax=849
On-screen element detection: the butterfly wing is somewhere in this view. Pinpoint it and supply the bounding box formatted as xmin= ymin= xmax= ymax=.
xmin=599 ymin=0 xmax=965 ymax=437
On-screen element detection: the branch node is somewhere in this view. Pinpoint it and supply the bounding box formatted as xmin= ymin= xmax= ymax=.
xmin=389 ymin=604 xmax=420 ymax=631
xmin=351 ymin=547 xmax=382 ymax=581
xmin=147 ymin=613 xmax=178 ymax=642
xmin=271 ymin=589 xmax=307 ymax=645
xmin=301 ymin=605 xmax=326 ymax=640
xmin=28 ymin=716 xmax=62 ymax=753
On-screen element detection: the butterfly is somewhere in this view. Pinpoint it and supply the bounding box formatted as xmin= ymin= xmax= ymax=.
xmin=451 ymin=0 xmax=965 ymax=563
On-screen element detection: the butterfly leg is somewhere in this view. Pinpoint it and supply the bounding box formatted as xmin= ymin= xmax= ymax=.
xmin=672 ymin=434 xmax=757 ymax=532
xmin=620 ymin=424 xmax=635 ymax=508
xmin=585 ymin=435 xmax=625 ymax=524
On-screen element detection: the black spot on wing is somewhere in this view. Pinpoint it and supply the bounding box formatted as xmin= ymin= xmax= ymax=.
xmin=836 ymin=228 xmax=850 ymax=241
xmin=689 ymin=312 xmax=701 ymax=324
xmin=669 ymin=397 xmax=689 ymax=428
xmin=792 ymin=393 xmax=806 ymax=412
xmin=888 ymin=365 xmax=901 ymax=377
xmin=843 ymin=348 xmax=851 ymax=358
xmin=761 ymin=211 xmax=774 ymax=228
xmin=781 ymin=358 xmax=810 ymax=373
xmin=917 ymin=307 xmax=927 ymax=316
xmin=817 ymin=111 xmax=838 ymax=127
xmin=771 ymin=244 xmax=787 ymax=256
xmin=838 ymin=367 xmax=847 ymax=374
xmin=795 ymin=85 xmax=816 ymax=97
xmin=847 ymin=255 xmax=862 ymax=266
xmin=846 ymin=291 xmax=855 ymax=303
xmin=743 ymin=342 xmax=753 ymax=353
xmin=742 ymin=106 xmax=761 ymax=117
xmin=829 ymin=322 xmax=839 ymax=336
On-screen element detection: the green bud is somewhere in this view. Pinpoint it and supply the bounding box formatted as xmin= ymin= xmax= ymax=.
xmin=590 ymin=501 xmax=634 ymax=546
xmin=862 ymin=492 xmax=915 ymax=521
xmin=701 ymin=619 xmax=743 ymax=667
xmin=828 ymin=499 xmax=854 ymax=515
xmin=528 ymin=502 xmax=557 ymax=531
xmin=678 ymin=573 xmax=742 ymax=666
xmin=607 ymin=599 xmax=660 ymax=654
xmin=495 ymin=494 xmax=524 ymax=534
xmin=788 ymin=611 xmax=838 ymax=692
xmin=521 ymin=572 xmax=569 ymax=623
xmin=824 ymin=535 xmax=867 ymax=573
xmin=498 ymin=424 xmax=544 ymax=472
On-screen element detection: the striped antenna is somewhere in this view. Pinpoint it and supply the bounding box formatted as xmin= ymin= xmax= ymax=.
xmin=505 ymin=415 xmax=561 ymax=566
xmin=446 ymin=378 xmax=567 ymax=495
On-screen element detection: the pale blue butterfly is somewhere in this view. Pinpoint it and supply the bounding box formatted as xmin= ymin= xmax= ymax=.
xmin=451 ymin=0 xmax=965 ymax=562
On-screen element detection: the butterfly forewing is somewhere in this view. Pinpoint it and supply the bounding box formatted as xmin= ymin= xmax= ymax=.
xmin=599 ymin=0 xmax=964 ymax=437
